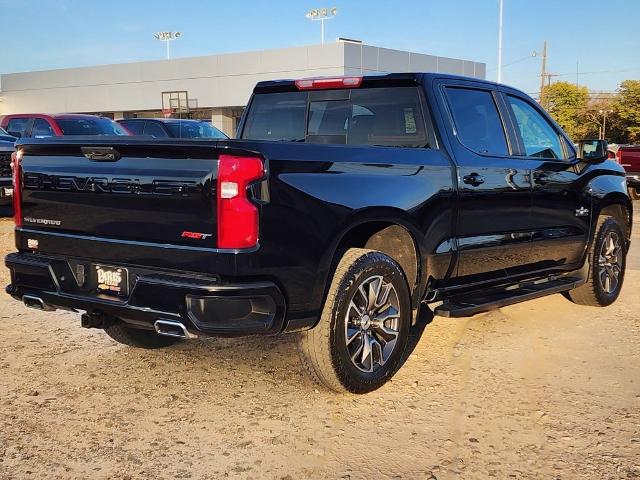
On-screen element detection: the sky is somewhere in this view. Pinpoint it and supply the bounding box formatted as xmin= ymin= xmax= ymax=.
xmin=0 ymin=0 xmax=638 ymax=97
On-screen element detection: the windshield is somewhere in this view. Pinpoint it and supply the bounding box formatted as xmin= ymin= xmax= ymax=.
xmin=166 ymin=121 xmax=227 ymax=139
xmin=56 ymin=117 xmax=129 ymax=136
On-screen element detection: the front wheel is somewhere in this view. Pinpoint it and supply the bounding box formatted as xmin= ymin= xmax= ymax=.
xmin=297 ymin=248 xmax=411 ymax=394
xmin=564 ymin=215 xmax=626 ymax=307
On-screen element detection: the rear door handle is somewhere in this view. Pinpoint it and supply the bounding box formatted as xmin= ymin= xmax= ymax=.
xmin=462 ymin=173 xmax=485 ymax=186
xmin=534 ymin=173 xmax=550 ymax=185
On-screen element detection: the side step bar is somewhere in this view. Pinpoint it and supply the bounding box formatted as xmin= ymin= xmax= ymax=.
xmin=434 ymin=277 xmax=583 ymax=318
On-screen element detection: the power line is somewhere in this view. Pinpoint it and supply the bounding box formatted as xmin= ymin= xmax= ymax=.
xmin=486 ymin=53 xmax=536 ymax=72
xmin=548 ymin=67 xmax=640 ymax=77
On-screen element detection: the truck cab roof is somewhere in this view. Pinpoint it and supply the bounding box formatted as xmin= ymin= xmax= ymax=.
xmin=253 ymin=72 xmax=513 ymax=94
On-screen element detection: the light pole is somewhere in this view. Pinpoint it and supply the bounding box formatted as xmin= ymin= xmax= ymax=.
xmin=497 ymin=0 xmax=504 ymax=83
xmin=599 ymin=109 xmax=611 ymax=140
xmin=154 ymin=31 xmax=182 ymax=60
xmin=306 ymin=7 xmax=337 ymax=44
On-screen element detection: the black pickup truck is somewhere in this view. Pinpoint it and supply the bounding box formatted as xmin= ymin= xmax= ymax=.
xmin=5 ymin=73 xmax=632 ymax=393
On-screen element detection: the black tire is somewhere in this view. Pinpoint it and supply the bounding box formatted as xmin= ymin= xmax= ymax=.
xmin=629 ymin=187 xmax=640 ymax=201
xmin=104 ymin=322 xmax=180 ymax=349
xmin=564 ymin=215 xmax=626 ymax=307
xmin=297 ymin=248 xmax=411 ymax=394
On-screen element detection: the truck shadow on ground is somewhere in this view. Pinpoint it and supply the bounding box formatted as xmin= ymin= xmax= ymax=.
xmin=120 ymin=304 xmax=437 ymax=393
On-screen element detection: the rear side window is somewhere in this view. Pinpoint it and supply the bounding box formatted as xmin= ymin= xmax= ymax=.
xmin=242 ymin=87 xmax=429 ymax=147
xmin=56 ymin=118 xmax=128 ymax=136
xmin=120 ymin=121 xmax=144 ymax=135
xmin=6 ymin=118 xmax=31 ymax=137
xmin=32 ymin=118 xmax=54 ymax=138
xmin=445 ymin=87 xmax=508 ymax=156
xmin=242 ymin=92 xmax=307 ymax=141
xmin=166 ymin=121 xmax=227 ymax=139
xmin=507 ymin=96 xmax=565 ymax=159
xmin=143 ymin=122 xmax=168 ymax=138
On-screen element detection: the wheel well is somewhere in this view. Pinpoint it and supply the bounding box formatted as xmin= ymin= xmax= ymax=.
xmin=600 ymin=203 xmax=632 ymax=239
xmin=336 ymin=222 xmax=419 ymax=295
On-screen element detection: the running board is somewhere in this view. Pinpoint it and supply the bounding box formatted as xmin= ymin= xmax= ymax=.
xmin=434 ymin=277 xmax=583 ymax=318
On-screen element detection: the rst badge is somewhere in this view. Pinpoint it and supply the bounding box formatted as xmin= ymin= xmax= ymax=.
xmin=181 ymin=231 xmax=213 ymax=240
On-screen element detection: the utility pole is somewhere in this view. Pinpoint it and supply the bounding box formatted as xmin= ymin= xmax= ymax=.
xmin=599 ymin=110 xmax=611 ymax=140
xmin=539 ymin=40 xmax=547 ymax=106
xmin=497 ymin=0 xmax=504 ymax=83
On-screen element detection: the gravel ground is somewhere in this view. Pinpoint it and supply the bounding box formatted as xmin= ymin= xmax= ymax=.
xmin=0 ymin=208 xmax=639 ymax=480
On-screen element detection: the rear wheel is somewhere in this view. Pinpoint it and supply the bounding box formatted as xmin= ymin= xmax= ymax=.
xmin=564 ymin=215 xmax=626 ymax=307
xmin=104 ymin=322 xmax=180 ymax=349
xmin=297 ymin=248 xmax=411 ymax=394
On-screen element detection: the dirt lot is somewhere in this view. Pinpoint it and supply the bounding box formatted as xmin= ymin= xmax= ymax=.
xmin=0 ymin=209 xmax=639 ymax=480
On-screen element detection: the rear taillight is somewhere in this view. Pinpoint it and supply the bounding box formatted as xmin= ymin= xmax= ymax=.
xmin=216 ymin=154 xmax=264 ymax=249
xmin=11 ymin=149 xmax=22 ymax=227
xmin=295 ymin=76 xmax=362 ymax=90
xmin=615 ymin=149 xmax=622 ymax=164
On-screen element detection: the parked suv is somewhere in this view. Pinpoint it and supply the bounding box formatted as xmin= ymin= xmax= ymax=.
xmin=5 ymin=73 xmax=632 ymax=393
xmin=0 ymin=126 xmax=16 ymax=143
xmin=0 ymin=139 xmax=14 ymax=216
xmin=0 ymin=114 xmax=129 ymax=138
xmin=117 ymin=118 xmax=228 ymax=139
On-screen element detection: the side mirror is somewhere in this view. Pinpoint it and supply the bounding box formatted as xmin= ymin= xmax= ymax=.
xmin=578 ymin=139 xmax=608 ymax=163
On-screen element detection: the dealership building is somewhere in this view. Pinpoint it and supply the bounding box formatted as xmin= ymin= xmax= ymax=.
xmin=0 ymin=40 xmax=486 ymax=136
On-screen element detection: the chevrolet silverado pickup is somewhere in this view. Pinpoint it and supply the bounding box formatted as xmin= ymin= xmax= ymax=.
xmin=5 ymin=73 xmax=632 ymax=393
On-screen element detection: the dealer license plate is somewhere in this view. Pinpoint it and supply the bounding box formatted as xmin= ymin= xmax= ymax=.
xmin=95 ymin=265 xmax=128 ymax=297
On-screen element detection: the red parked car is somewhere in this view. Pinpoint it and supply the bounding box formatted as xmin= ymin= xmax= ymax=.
xmin=0 ymin=113 xmax=129 ymax=138
xmin=615 ymin=145 xmax=640 ymax=200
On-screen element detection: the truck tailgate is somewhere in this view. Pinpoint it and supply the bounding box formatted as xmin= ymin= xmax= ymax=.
xmin=17 ymin=139 xmax=222 ymax=248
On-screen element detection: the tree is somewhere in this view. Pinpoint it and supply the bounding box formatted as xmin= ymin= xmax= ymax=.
xmin=541 ymin=82 xmax=590 ymax=141
xmin=614 ymin=80 xmax=640 ymax=143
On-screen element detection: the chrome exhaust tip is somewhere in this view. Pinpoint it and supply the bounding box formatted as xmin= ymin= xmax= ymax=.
xmin=154 ymin=320 xmax=197 ymax=339
xmin=23 ymin=295 xmax=56 ymax=312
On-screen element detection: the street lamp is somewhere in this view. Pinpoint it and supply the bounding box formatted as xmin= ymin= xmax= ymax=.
xmin=306 ymin=7 xmax=337 ymax=44
xmin=154 ymin=31 xmax=182 ymax=60
xmin=497 ymin=0 xmax=504 ymax=83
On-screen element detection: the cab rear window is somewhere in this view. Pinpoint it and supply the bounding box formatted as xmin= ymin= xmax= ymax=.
xmin=241 ymin=87 xmax=429 ymax=147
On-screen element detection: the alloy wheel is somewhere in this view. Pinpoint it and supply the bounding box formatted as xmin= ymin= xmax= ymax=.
xmin=345 ymin=275 xmax=401 ymax=373
xmin=598 ymin=231 xmax=623 ymax=294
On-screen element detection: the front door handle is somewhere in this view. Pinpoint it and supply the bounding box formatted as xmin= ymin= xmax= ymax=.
xmin=463 ymin=173 xmax=485 ymax=186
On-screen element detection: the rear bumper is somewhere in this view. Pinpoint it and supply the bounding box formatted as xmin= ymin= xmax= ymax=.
xmin=626 ymin=173 xmax=640 ymax=188
xmin=5 ymin=252 xmax=286 ymax=337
